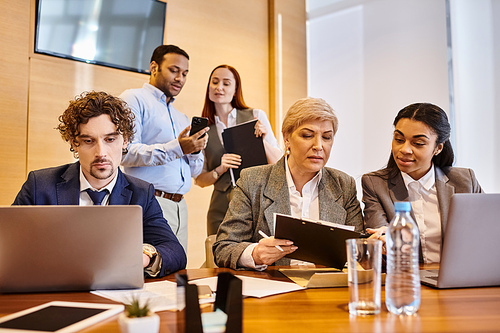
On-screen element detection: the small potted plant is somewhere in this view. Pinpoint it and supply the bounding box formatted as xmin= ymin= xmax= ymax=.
xmin=118 ymin=297 xmax=160 ymax=333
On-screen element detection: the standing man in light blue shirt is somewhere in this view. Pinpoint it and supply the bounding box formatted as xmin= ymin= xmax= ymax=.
xmin=120 ymin=45 xmax=209 ymax=251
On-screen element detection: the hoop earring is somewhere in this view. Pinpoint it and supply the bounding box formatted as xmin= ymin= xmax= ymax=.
xmin=73 ymin=151 xmax=79 ymax=159
xmin=122 ymin=147 xmax=129 ymax=155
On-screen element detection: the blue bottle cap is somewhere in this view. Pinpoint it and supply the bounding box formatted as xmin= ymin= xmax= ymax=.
xmin=394 ymin=201 xmax=411 ymax=212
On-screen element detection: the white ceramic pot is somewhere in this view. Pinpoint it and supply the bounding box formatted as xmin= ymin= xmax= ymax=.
xmin=118 ymin=312 xmax=160 ymax=333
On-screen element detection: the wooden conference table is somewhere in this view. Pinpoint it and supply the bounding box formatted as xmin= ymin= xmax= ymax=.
xmin=1 ymin=266 xmax=500 ymax=332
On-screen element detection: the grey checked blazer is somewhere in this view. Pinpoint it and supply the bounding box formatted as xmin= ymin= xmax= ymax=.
xmin=213 ymin=157 xmax=363 ymax=269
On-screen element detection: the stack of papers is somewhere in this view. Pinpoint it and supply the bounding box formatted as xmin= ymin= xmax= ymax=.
xmin=92 ymin=275 xmax=304 ymax=312
xmin=92 ymin=280 xmax=183 ymax=312
xmin=190 ymin=275 xmax=304 ymax=298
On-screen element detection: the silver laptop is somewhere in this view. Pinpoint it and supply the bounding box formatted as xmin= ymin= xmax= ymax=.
xmin=0 ymin=205 xmax=144 ymax=293
xmin=420 ymin=193 xmax=500 ymax=289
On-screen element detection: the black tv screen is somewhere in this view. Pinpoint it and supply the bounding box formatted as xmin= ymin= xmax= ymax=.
xmin=35 ymin=0 xmax=166 ymax=74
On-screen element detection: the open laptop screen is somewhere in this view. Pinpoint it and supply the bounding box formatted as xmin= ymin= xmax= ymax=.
xmin=420 ymin=193 xmax=500 ymax=288
xmin=0 ymin=205 xmax=144 ymax=293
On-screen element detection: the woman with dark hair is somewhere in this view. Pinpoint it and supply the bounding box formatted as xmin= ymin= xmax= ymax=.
xmin=195 ymin=65 xmax=282 ymax=235
xmin=362 ymin=103 xmax=483 ymax=263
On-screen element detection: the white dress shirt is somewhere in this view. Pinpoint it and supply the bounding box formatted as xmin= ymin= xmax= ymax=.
xmin=287 ymin=160 xmax=321 ymax=221
xmin=78 ymin=167 xmax=118 ymax=206
xmin=402 ymin=166 xmax=442 ymax=263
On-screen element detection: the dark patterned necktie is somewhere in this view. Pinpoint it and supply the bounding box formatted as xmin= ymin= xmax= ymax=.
xmin=85 ymin=189 xmax=109 ymax=205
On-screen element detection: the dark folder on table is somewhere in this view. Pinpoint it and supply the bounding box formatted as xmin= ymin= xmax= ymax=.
xmin=222 ymin=119 xmax=267 ymax=182
xmin=274 ymin=213 xmax=360 ymax=269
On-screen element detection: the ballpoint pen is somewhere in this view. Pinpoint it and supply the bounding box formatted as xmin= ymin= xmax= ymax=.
xmin=258 ymin=230 xmax=284 ymax=252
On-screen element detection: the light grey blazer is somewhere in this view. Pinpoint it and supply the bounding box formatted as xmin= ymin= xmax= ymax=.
xmin=362 ymin=166 xmax=483 ymax=237
xmin=213 ymin=157 xmax=363 ymax=270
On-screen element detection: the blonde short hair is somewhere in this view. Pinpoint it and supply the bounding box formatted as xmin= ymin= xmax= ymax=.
xmin=281 ymin=97 xmax=339 ymax=136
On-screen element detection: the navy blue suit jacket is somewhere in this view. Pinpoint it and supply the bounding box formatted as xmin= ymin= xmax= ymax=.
xmin=13 ymin=162 xmax=187 ymax=277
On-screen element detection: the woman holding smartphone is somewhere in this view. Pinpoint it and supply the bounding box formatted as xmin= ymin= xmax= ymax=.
xmin=195 ymin=65 xmax=282 ymax=236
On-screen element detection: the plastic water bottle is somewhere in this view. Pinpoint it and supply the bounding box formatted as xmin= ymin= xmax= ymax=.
xmin=385 ymin=201 xmax=421 ymax=315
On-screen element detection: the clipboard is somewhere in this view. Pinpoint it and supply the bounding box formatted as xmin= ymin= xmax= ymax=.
xmin=274 ymin=213 xmax=360 ymax=269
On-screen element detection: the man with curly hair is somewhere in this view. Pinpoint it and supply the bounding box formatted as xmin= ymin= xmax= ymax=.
xmin=13 ymin=91 xmax=186 ymax=278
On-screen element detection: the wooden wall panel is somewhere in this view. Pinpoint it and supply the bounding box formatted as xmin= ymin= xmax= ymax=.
xmin=269 ymin=0 xmax=308 ymax=142
xmin=163 ymin=0 xmax=270 ymax=119
xmin=27 ymin=56 xmax=148 ymax=172
xmin=0 ymin=0 xmax=30 ymax=205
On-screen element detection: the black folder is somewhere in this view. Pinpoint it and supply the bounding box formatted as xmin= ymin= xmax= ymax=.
xmin=222 ymin=119 xmax=267 ymax=181
xmin=274 ymin=214 xmax=360 ymax=269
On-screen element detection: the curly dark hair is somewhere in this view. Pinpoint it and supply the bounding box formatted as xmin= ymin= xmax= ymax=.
xmin=57 ymin=91 xmax=135 ymax=152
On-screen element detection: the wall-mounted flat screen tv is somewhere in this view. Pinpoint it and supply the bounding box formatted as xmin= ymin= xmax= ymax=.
xmin=35 ymin=0 xmax=166 ymax=74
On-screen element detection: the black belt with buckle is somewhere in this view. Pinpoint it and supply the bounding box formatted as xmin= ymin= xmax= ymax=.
xmin=154 ymin=190 xmax=183 ymax=202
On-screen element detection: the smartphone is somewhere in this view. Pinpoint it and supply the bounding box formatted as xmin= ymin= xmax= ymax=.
xmin=190 ymin=116 xmax=208 ymax=154
xmin=190 ymin=116 xmax=209 ymax=138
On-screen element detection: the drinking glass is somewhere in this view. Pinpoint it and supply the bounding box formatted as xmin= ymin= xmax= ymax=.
xmin=346 ymin=238 xmax=382 ymax=315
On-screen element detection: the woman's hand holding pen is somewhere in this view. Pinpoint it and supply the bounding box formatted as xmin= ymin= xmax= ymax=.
xmin=252 ymin=232 xmax=297 ymax=266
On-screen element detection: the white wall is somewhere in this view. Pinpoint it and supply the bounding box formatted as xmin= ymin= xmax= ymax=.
xmin=308 ymin=0 xmax=500 ymax=194
xmin=450 ymin=0 xmax=500 ymax=193
xmin=308 ymin=5 xmax=365 ymax=179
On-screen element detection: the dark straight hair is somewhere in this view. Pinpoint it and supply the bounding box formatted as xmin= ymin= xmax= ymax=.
xmin=384 ymin=103 xmax=454 ymax=178
xmin=150 ymin=45 xmax=189 ymax=67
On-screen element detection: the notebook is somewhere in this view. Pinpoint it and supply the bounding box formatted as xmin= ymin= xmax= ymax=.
xmin=0 ymin=205 xmax=144 ymax=293
xmin=420 ymin=193 xmax=500 ymax=288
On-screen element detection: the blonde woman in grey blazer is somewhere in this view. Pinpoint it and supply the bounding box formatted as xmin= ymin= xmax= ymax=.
xmin=362 ymin=103 xmax=483 ymax=263
xmin=214 ymin=98 xmax=363 ymax=270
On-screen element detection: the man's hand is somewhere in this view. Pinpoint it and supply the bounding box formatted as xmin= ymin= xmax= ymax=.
xmin=143 ymin=253 xmax=150 ymax=268
xmin=252 ymin=236 xmax=297 ymax=266
xmin=178 ymin=125 xmax=209 ymax=155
